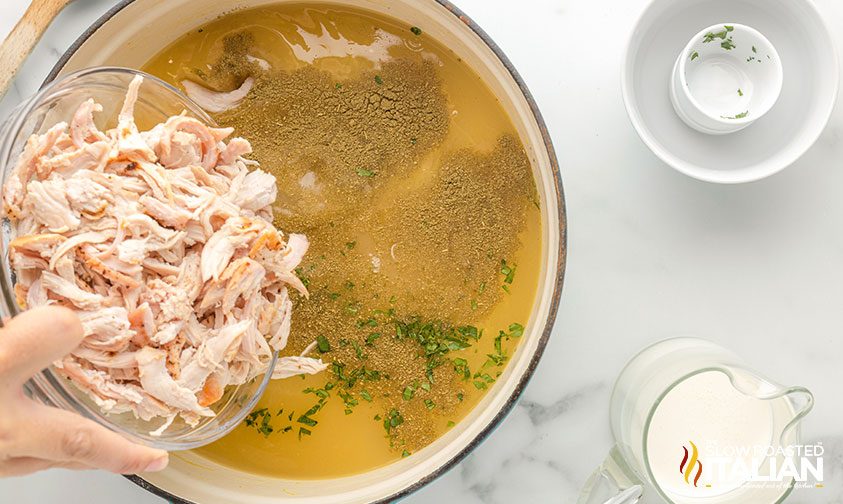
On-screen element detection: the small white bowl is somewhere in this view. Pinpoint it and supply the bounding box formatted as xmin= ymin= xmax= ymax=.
xmin=671 ymin=23 xmax=783 ymax=135
xmin=621 ymin=0 xmax=839 ymax=184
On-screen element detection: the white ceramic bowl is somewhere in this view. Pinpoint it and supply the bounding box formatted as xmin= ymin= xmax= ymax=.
xmin=622 ymin=0 xmax=838 ymax=184
xmin=46 ymin=1 xmax=567 ymax=503
xmin=670 ymin=23 xmax=783 ymax=135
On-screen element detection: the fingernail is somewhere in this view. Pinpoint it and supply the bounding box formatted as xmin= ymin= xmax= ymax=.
xmin=143 ymin=455 xmax=169 ymax=473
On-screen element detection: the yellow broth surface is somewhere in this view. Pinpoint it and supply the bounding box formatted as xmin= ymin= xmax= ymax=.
xmin=143 ymin=3 xmax=542 ymax=479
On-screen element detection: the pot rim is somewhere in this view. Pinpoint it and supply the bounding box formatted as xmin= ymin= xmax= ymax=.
xmin=43 ymin=1 xmax=568 ymax=502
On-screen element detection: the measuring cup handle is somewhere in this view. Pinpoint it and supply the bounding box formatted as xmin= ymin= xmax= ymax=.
xmin=577 ymin=445 xmax=644 ymax=504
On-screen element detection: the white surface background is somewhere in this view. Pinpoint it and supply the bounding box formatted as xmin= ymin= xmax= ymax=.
xmin=0 ymin=0 xmax=841 ymax=503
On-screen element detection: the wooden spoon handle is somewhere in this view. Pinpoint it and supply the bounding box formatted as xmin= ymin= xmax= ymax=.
xmin=0 ymin=0 xmax=72 ymax=100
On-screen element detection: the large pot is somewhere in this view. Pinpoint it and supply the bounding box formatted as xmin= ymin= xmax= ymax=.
xmin=47 ymin=1 xmax=567 ymax=502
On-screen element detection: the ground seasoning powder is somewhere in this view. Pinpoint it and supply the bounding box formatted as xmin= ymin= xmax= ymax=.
xmin=206 ymin=33 xmax=537 ymax=452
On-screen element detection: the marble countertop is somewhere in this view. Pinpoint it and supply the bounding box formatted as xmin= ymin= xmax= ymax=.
xmin=0 ymin=0 xmax=841 ymax=503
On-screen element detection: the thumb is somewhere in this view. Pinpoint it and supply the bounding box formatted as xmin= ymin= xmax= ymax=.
xmin=17 ymin=403 xmax=169 ymax=474
xmin=0 ymin=306 xmax=83 ymax=388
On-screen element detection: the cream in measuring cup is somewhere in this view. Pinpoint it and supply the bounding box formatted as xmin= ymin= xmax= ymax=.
xmin=578 ymin=338 xmax=815 ymax=504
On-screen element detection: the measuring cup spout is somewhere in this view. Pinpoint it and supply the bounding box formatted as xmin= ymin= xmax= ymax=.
xmin=778 ymin=386 xmax=814 ymax=444
xmin=721 ymin=366 xmax=814 ymax=443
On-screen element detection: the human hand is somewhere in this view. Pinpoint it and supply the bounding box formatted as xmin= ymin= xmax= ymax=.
xmin=0 ymin=306 xmax=169 ymax=477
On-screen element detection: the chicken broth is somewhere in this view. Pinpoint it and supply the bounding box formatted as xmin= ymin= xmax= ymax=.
xmin=143 ymin=3 xmax=542 ymax=479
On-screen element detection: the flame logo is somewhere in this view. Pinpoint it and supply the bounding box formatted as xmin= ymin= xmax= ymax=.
xmin=679 ymin=440 xmax=703 ymax=487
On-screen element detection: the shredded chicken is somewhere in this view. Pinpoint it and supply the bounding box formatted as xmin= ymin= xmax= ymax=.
xmin=181 ymin=77 xmax=255 ymax=114
xmin=2 ymin=75 xmax=324 ymax=431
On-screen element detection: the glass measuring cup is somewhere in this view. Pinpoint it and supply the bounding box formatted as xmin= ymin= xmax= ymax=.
xmin=0 ymin=67 xmax=277 ymax=450
xmin=578 ymin=337 xmax=814 ymax=504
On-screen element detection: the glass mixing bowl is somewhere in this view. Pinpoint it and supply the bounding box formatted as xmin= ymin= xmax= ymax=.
xmin=0 ymin=67 xmax=276 ymax=450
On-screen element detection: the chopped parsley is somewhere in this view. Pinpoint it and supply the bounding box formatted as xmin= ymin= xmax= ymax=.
xmin=384 ymin=408 xmax=404 ymax=434
xmin=294 ymin=267 xmax=311 ymax=288
xmin=366 ymin=332 xmax=382 ymax=345
xmin=403 ymin=385 xmax=415 ymax=401
xmin=453 ymin=357 xmax=471 ymax=380
xmin=721 ymin=111 xmax=749 ymax=120
xmin=690 ymin=51 xmax=699 ymax=61
xmin=345 ymin=301 xmax=361 ymax=315
xmin=244 ymin=408 xmax=275 ymax=437
xmin=244 ymin=403 xmax=325 ymax=440
xmin=410 ymin=26 xmax=423 ymax=36
xmin=484 ymin=322 xmax=525 ymax=369
xmin=317 ymin=335 xmax=331 ymax=353
xmin=737 ymin=88 xmax=743 ymax=97
xmin=352 ymin=340 xmax=366 ymax=359
xmin=357 ymin=168 xmax=376 ymax=177
xmin=487 ymin=333 xmax=508 ymax=368
xmin=297 ymin=403 xmax=321 ymax=427
xmin=374 ymin=75 xmax=384 ymax=85
xmin=394 ymin=318 xmax=481 ymax=382
xmin=304 ymin=384 xmax=332 ymax=399
xmin=338 ymin=390 xmax=359 ymax=413
xmin=331 ymin=361 xmax=381 ymax=389
xmin=472 ymin=369 xmax=496 ymax=389
xmin=703 ymin=26 xmax=731 ymax=43
xmin=500 ymin=259 xmax=516 ymax=284
xmin=703 ymin=25 xmax=735 ymax=50
xmin=297 ymin=415 xmax=317 ymax=427
xmin=357 ymin=317 xmax=378 ymax=328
